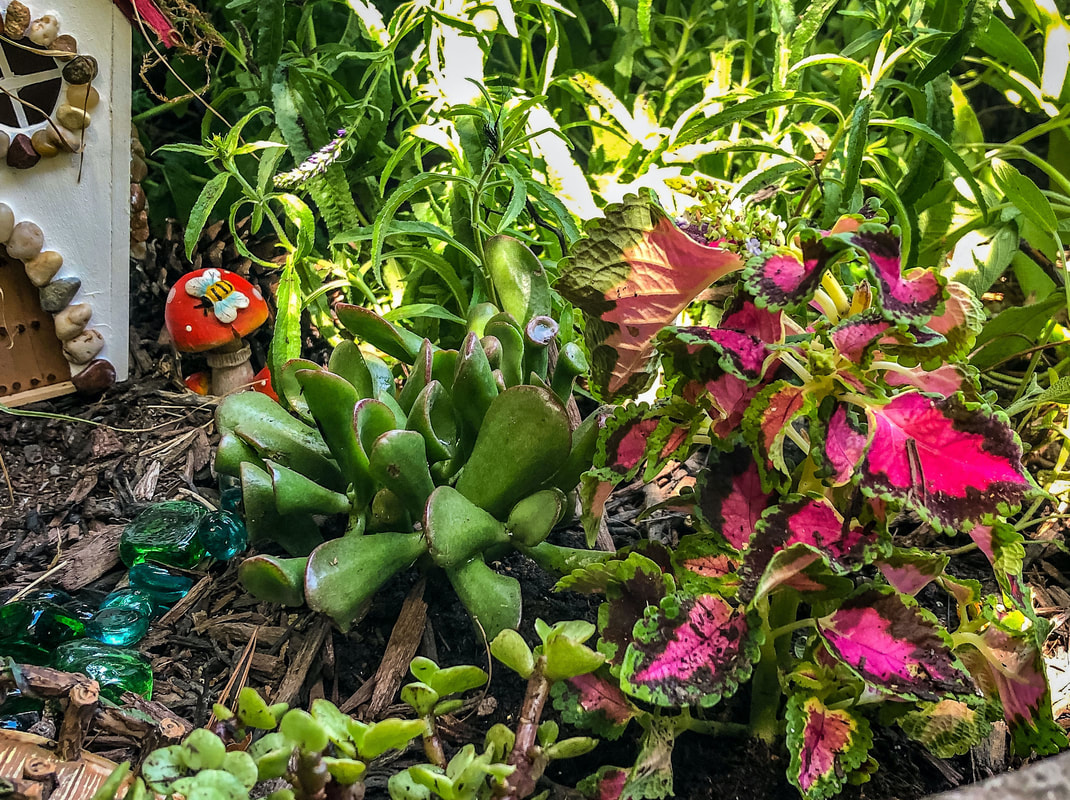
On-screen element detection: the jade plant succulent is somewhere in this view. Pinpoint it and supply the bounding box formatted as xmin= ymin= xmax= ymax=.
xmin=216 ymin=235 xmax=603 ymax=638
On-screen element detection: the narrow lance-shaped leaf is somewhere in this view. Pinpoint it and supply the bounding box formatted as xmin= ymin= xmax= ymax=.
xmin=785 ymin=694 xmax=873 ymax=800
xmin=557 ymin=192 xmax=744 ymax=399
xmin=815 ymin=587 xmax=977 ymax=701
xmin=859 ymin=392 xmax=1035 ymax=532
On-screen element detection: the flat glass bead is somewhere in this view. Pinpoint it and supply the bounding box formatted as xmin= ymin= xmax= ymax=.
xmin=196 ymin=510 xmax=248 ymax=560
xmin=219 ymin=486 xmax=243 ymax=514
xmin=101 ymin=588 xmax=158 ymax=619
xmin=87 ymin=607 xmax=151 ymax=647
xmin=51 ymin=640 xmax=153 ymax=702
xmin=120 ymin=501 xmax=208 ymax=568
xmin=0 ymin=601 xmax=85 ymax=664
xmin=128 ymin=563 xmax=194 ymax=606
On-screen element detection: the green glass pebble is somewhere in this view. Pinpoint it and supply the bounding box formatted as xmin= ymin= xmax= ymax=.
xmin=120 ymin=501 xmax=209 ymax=568
xmin=51 ymin=640 xmax=153 ymax=702
xmin=0 ymin=601 xmax=86 ymax=665
xmin=87 ymin=607 xmax=151 ymax=647
xmin=128 ymin=563 xmax=195 ymax=606
xmin=101 ymin=588 xmax=158 ymax=619
xmin=196 ymin=511 xmax=248 ymax=560
xmin=220 ymin=486 xmax=243 ymax=514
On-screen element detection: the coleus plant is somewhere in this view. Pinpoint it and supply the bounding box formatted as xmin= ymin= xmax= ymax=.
xmin=553 ymin=192 xmax=1067 ymax=799
xmin=217 ymin=235 xmax=605 ymax=640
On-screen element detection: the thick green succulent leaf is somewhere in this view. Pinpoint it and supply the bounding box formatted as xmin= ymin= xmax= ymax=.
xmin=240 ymin=462 xmax=323 ymax=555
xmin=280 ymin=709 xmax=329 ymax=752
xmin=452 ymin=332 xmax=500 ymax=438
xmin=557 ymin=192 xmax=744 ymax=400
xmin=484 ymin=316 xmax=526 ymax=388
xmin=406 ymin=380 xmax=459 ymax=463
xmin=278 ymin=358 xmax=320 ymax=423
xmin=423 ymin=486 xmax=511 ymax=569
xmin=322 ymin=758 xmax=366 ymax=785
xmin=506 ymin=489 xmax=567 ymax=547
xmin=786 ymin=694 xmax=873 ymax=800
xmin=354 ymin=398 xmax=400 ymax=456
xmin=491 ymin=629 xmax=536 ymax=678
xmin=896 ymin=699 xmax=991 ymax=758
xmin=238 ymin=554 xmax=307 ymax=607
xmin=236 ymin=686 xmax=280 ymax=729
xmin=546 ymin=408 xmax=608 ymax=494
xmin=335 ymin=303 xmax=425 ymax=362
xmin=305 ymin=532 xmax=427 ymax=631
xmin=266 ymin=460 xmax=352 ymax=516
xmin=455 ymin=386 xmax=572 ymax=518
xmin=448 ymin=557 xmax=522 ymax=640
xmin=485 ymin=234 xmax=552 ymax=325
xmin=428 ymin=664 xmax=488 ymax=698
xmin=328 ymin=339 xmax=375 ymax=399
xmin=369 ymin=430 xmax=436 ymax=511
xmin=360 ymin=719 xmax=426 ymax=759
xmin=220 ymin=752 xmax=258 ymax=790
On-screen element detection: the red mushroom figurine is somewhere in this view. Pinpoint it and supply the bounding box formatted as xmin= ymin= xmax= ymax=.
xmin=165 ymin=268 xmax=269 ymax=396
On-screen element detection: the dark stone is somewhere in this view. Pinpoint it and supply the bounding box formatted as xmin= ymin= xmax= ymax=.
xmin=72 ymin=359 xmax=116 ymax=395
xmin=61 ymin=55 xmax=97 ymax=85
xmin=7 ymin=133 xmax=39 ymax=169
xmin=39 ymin=277 xmax=80 ymax=312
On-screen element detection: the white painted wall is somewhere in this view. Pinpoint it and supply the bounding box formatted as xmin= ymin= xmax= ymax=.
xmin=0 ymin=0 xmax=130 ymax=380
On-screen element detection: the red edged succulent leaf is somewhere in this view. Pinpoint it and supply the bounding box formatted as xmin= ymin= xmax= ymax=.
xmin=786 ymin=694 xmax=873 ymax=800
xmin=557 ymin=192 xmax=744 ymax=400
xmin=551 ymin=673 xmax=639 ymax=740
xmin=741 ymin=496 xmax=883 ymax=602
xmin=851 ymin=228 xmax=946 ymax=325
xmin=815 ymin=587 xmax=977 ymax=701
xmin=620 ymin=592 xmax=759 ymax=707
xmin=744 ymin=229 xmax=847 ymax=309
xmin=818 ymin=404 xmax=870 ymax=487
xmin=877 ymin=548 xmax=949 ymax=596
xmin=830 ymin=311 xmax=894 ymax=364
xmin=896 ymin=699 xmax=992 ymax=758
xmin=742 ymin=381 xmax=814 ymax=480
xmin=860 ymin=392 xmax=1035 ymax=532
xmin=693 ymin=448 xmax=773 ymax=550
xmin=658 ymin=326 xmax=770 ymax=384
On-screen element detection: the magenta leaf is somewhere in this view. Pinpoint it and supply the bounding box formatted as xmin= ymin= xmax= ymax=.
xmin=744 ymin=229 xmax=847 ymax=309
xmin=877 ymin=548 xmax=949 ymax=596
xmin=741 ymin=496 xmax=883 ymax=602
xmin=692 ymin=449 xmax=773 ymax=550
xmin=720 ymin=291 xmax=788 ymax=343
xmin=577 ymin=766 xmax=629 ymax=800
xmin=882 ymin=363 xmax=970 ymax=397
xmin=592 ymin=402 xmax=696 ymax=486
xmin=896 ymin=699 xmax=992 ymax=758
xmin=743 ymin=381 xmax=815 ymax=480
xmin=112 ymin=0 xmax=179 ymax=46
xmin=658 ymin=326 xmax=770 ymax=383
xmin=690 ymin=373 xmax=762 ymax=441
xmin=552 ymin=673 xmax=639 ymax=740
xmin=786 ymin=694 xmax=873 ymax=800
xmin=851 ymin=228 xmax=946 ymax=325
xmin=671 ymin=534 xmax=741 ymax=596
xmin=818 ymin=404 xmax=870 ymax=487
xmin=830 ymin=311 xmax=894 ymax=364
xmin=968 ymin=523 xmax=1026 ymax=602
xmin=860 ymin=392 xmax=1036 ymax=532
xmin=557 ymin=192 xmax=744 ymax=399
xmin=923 ymin=280 xmax=985 ymax=360
xmin=620 ymin=592 xmax=759 ymax=707
xmin=816 ymin=587 xmax=977 ymax=701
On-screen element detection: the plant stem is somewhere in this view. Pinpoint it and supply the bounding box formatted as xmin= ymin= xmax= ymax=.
xmin=767 ymin=616 xmax=815 ymax=642
xmin=749 ymin=595 xmax=790 ymax=744
xmin=422 ymin=715 xmax=447 ymax=769
xmin=498 ymin=656 xmax=550 ymax=800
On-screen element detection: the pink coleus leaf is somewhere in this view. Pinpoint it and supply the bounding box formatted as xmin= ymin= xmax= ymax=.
xmin=671 ymin=534 xmax=742 ymax=596
xmin=744 ymin=229 xmax=847 ymax=309
xmin=896 ymin=699 xmax=992 ymax=758
xmin=579 ymin=473 xmax=614 ymax=549
xmin=693 ymin=449 xmax=773 ymax=550
xmin=958 ymin=608 xmax=1068 ymax=756
xmin=818 ymin=404 xmax=870 ymax=486
xmin=922 ymin=280 xmax=985 ymax=360
xmin=741 ymin=496 xmax=883 ymax=602
xmin=883 ymin=363 xmax=968 ymax=397
xmin=557 ymin=193 xmax=744 ymax=400
xmin=620 ymin=593 xmax=759 ymax=707
xmin=830 ymin=311 xmax=894 ymax=364
xmin=688 ymin=373 xmax=762 ymax=441
xmin=860 ymin=392 xmax=1035 ymax=532
xmin=658 ymin=326 xmax=770 ymax=383
xmin=786 ymin=694 xmax=873 ymax=800
xmin=112 ymin=0 xmax=179 ymax=47
xmin=577 ymin=766 xmax=628 ymax=800
xmin=720 ymin=291 xmax=792 ymax=342
xmin=816 ymin=587 xmax=977 ymax=701
xmin=552 ymin=673 xmax=639 ymax=740
xmin=877 ymin=547 xmax=949 ymax=596
xmin=742 ymin=381 xmax=814 ymax=479
xmin=851 ymin=228 xmax=946 ymax=325
xmin=968 ymin=523 xmax=1026 ymax=602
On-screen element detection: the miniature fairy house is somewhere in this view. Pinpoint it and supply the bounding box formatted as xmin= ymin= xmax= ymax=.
xmin=0 ymin=0 xmax=132 ymax=406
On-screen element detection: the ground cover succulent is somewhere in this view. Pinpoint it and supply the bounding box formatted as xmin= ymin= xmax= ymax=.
xmin=217 ymin=236 xmax=604 ymax=638
xmin=551 ymin=191 xmax=1066 ymax=799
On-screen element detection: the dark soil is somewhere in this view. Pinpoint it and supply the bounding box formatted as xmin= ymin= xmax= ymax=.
xmin=1 ymin=313 xmax=1068 ymax=799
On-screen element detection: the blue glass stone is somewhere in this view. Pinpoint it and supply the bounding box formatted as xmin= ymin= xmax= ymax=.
xmin=128 ymin=563 xmax=195 ymax=607
xmin=51 ymin=640 xmax=153 ymax=702
xmin=196 ymin=511 xmax=248 ymax=560
xmin=87 ymin=607 xmax=151 ymax=647
xmin=120 ymin=501 xmax=208 ymax=568
xmin=220 ymin=486 xmax=243 ymax=514
xmin=101 ymin=588 xmax=159 ymax=618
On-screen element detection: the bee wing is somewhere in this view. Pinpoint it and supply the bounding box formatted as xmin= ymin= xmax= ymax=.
xmin=212 ymin=291 xmax=249 ymax=324
xmin=185 ymin=276 xmax=213 ymax=297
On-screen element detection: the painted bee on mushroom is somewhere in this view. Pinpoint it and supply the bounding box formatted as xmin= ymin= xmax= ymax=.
xmin=185 ymin=268 xmax=251 ymax=324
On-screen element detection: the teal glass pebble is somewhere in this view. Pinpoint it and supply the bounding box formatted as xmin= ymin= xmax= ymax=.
xmin=128 ymin=563 xmax=195 ymax=606
xmin=196 ymin=510 xmax=248 ymax=560
xmin=51 ymin=640 xmax=153 ymax=702
xmin=87 ymin=607 xmax=151 ymax=647
xmin=0 ymin=600 xmax=86 ymax=664
xmin=101 ymin=588 xmax=158 ymax=619
xmin=120 ymin=501 xmax=208 ymax=569
xmin=219 ymin=486 xmax=243 ymax=514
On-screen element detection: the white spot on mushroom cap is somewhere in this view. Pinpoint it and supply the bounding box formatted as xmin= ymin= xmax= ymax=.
xmin=167 ymin=286 xmax=177 ymax=302
xmin=185 ymin=325 xmax=192 ymax=332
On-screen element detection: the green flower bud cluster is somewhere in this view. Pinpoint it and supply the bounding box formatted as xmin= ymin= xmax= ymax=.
xmin=217 ymin=235 xmax=606 ymax=639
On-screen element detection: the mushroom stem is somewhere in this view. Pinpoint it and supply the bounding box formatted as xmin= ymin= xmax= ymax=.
xmin=206 ymin=341 xmax=254 ymax=396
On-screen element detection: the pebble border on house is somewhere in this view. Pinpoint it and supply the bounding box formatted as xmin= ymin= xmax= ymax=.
xmin=0 ymin=0 xmax=99 ymax=169
xmin=0 ymin=199 xmax=116 ymax=394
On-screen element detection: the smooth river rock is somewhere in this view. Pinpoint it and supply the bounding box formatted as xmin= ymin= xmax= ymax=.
xmin=40 ymin=277 xmax=80 ymax=312
xmin=54 ymin=303 xmax=92 ymax=341
xmin=63 ymin=329 xmax=104 ymax=365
